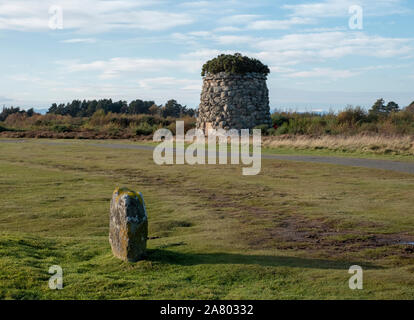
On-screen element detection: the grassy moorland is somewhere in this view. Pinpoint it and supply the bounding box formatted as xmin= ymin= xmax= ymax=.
xmin=1 ymin=103 xmax=414 ymax=158
xmin=0 ymin=139 xmax=413 ymax=299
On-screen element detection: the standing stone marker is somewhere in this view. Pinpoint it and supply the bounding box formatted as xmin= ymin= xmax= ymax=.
xmin=109 ymin=187 xmax=148 ymax=262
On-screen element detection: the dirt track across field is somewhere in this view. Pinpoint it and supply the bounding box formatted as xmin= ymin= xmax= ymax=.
xmin=2 ymin=139 xmax=414 ymax=175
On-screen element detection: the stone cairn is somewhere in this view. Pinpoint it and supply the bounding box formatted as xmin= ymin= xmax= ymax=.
xmin=109 ymin=187 xmax=148 ymax=262
xmin=197 ymin=72 xmax=272 ymax=132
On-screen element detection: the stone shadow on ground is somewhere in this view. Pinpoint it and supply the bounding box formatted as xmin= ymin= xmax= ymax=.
xmin=146 ymin=249 xmax=383 ymax=270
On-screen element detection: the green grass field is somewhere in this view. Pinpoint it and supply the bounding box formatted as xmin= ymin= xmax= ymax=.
xmin=0 ymin=139 xmax=413 ymax=299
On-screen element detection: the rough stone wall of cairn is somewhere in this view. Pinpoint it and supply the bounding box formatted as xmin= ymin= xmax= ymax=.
xmin=197 ymin=72 xmax=272 ymax=131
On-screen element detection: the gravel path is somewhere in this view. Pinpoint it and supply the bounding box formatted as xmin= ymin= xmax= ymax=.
xmin=93 ymin=143 xmax=414 ymax=174
xmin=2 ymin=139 xmax=414 ymax=175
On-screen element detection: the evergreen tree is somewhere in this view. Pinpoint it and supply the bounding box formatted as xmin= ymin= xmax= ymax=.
xmin=385 ymin=101 xmax=399 ymax=113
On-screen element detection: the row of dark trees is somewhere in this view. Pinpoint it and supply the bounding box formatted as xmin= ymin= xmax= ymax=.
xmin=2 ymin=98 xmax=413 ymax=123
xmin=0 ymin=107 xmax=35 ymax=121
xmin=46 ymin=99 xmax=196 ymax=118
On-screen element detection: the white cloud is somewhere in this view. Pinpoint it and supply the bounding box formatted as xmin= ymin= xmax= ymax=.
xmin=170 ymin=32 xmax=194 ymax=42
xmin=138 ymin=77 xmax=201 ymax=91
xmin=283 ymin=0 xmax=409 ymax=18
xmin=170 ymin=31 xmax=255 ymax=46
xmin=180 ymin=49 xmax=224 ymax=59
xmin=62 ymin=49 xmax=245 ymax=80
xmin=9 ymin=74 xmax=64 ymax=87
xmin=61 ymin=38 xmax=96 ymax=43
xmin=270 ymin=66 xmax=295 ymax=73
xmin=179 ymin=1 xmax=211 ymax=8
xmin=286 ymin=68 xmax=357 ymax=79
xmin=57 ymin=29 xmax=413 ymax=82
xmin=269 ymin=86 xmax=414 ymax=108
xmin=218 ymin=14 xmax=261 ymax=25
xmin=302 ymin=26 xmax=347 ymax=33
xmin=213 ymin=26 xmax=242 ymax=33
xmin=255 ymin=31 xmax=413 ymax=67
xmin=177 ymin=0 xmax=250 ymax=16
xmin=170 ymin=31 xmax=214 ymax=44
xmin=59 ymin=57 xmax=203 ymax=79
xmin=247 ymin=17 xmax=315 ymax=30
xmin=215 ymin=35 xmax=256 ymax=45
xmin=179 ymin=49 xmax=239 ymax=67
xmin=269 ymin=64 xmax=409 ymax=80
xmin=188 ymin=31 xmax=212 ymax=37
xmin=0 ymin=96 xmax=13 ymax=102
xmin=0 ymin=0 xmax=193 ymax=32
xmin=2 ymin=0 xmax=413 ymax=109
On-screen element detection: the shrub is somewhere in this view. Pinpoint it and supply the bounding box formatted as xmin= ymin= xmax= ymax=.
xmin=406 ymin=102 xmax=414 ymax=113
xmin=0 ymin=107 xmax=25 ymax=121
xmin=337 ymin=106 xmax=367 ymax=126
xmin=51 ymin=124 xmax=72 ymax=133
xmin=167 ymin=122 xmax=176 ymax=135
xmin=253 ymin=124 xmax=271 ymax=135
xmin=134 ymin=122 xmax=155 ymax=136
xmin=201 ymin=53 xmax=270 ymax=76
xmin=180 ymin=115 xmax=197 ymax=132
xmin=3 ymin=112 xmax=28 ymax=127
xmin=137 ymin=115 xmax=156 ymax=126
xmin=307 ymin=117 xmax=328 ymax=135
xmin=275 ymin=122 xmax=289 ymax=135
xmin=112 ymin=117 xmax=131 ymax=128
xmin=89 ymin=109 xmax=110 ymax=127
xmin=271 ymin=113 xmax=290 ymax=127
xmin=266 ymin=128 xmax=277 ymax=136
xmin=285 ymin=118 xmax=310 ymax=135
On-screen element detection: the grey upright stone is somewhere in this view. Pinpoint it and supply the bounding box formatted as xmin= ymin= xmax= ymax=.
xmin=109 ymin=187 xmax=148 ymax=262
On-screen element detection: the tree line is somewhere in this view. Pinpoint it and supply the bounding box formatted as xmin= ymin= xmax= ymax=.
xmin=1 ymin=98 xmax=413 ymax=124
xmin=0 ymin=107 xmax=35 ymax=121
xmin=47 ymin=99 xmax=196 ymax=118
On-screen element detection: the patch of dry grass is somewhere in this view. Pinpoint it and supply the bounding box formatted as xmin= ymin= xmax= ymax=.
xmin=262 ymin=134 xmax=414 ymax=156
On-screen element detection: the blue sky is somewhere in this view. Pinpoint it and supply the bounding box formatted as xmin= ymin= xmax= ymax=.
xmin=0 ymin=0 xmax=413 ymax=112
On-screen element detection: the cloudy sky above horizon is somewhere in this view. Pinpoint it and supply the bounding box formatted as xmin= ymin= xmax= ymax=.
xmin=1 ymin=0 xmax=413 ymax=112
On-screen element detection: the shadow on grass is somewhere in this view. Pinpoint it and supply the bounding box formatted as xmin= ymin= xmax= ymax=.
xmin=146 ymin=249 xmax=382 ymax=270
